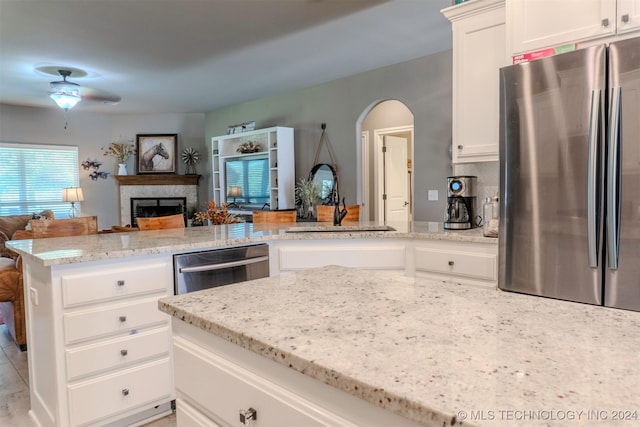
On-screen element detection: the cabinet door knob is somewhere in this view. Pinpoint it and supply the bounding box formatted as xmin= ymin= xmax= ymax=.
xmin=457 ymin=144 xmax=464 ymax=150
xmin=448 ymin=261 xmax=455 ymax=266
xmin=239 ymin=407 xmax=257 ymax=425
xmin=602 ymin=18 xmax=610 ymax=27
xmin=121 ymin=388 xmax=129 ymax=396
xmin=119 ymin=316 xmax=127 ymax=322
xmin=621 ymin=14 xmax=629 ymax=23
xmin=120 ymin=349 xmax=128 ymax=356
xmin=117 ymin=280 xmax=125 ymax=287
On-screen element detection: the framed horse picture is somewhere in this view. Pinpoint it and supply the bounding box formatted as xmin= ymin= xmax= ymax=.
xmin=136 ymin=134 xmax=177 ymax=174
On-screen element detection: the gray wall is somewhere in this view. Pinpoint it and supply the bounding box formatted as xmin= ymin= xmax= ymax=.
xmin=0 ymin=104 xmax=205 ymax=229
xmin=205 ymin=50 xmax=453 ymax=221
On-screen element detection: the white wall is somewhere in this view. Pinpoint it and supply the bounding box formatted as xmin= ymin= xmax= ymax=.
xmin=0 ymin=104 xmax=205 ymax=229
xmin=205 ymin=50 xmax=453 ymax=221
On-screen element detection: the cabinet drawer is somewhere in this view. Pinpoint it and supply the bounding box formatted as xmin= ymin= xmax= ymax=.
xmin=174 ymin=339 xmax=356 ymax=426
xmin=64 ymin=297 xmax=169 ymax=345
xmin=68 ymin=357 xmax=172 ymax=426
xmin=61 ymin=261 xmax=171 ymax=307
xmin=66 ymin=326 xmax=170 ymax=381
xmin=415 ymin=247 xmax=497 ymax=281
xmin=176 ymin=397 xmax=222 ymax=427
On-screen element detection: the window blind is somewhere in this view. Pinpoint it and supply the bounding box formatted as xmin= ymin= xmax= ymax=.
xmin=0 ymin=142 xmax=79 ymax=218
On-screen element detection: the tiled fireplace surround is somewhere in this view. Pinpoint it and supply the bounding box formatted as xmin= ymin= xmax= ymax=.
xmin=116 ymin=175 xmax=200 ymax=226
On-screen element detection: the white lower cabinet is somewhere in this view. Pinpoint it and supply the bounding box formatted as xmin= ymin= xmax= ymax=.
xmin=410 ymin=240 xmax=498 ymax=288
xmin=172 ymin=320 xmax=424 ymax=427
xmin=24 ymin=254 xmax=175 ymax=427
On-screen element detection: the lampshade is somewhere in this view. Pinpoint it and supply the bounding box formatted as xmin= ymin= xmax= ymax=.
xmin=227 ymin=186 xmax=243 ymax=198
xmin=50 ymin=81 xmax=81 ymax=111
xmin=62 ymin=187 xmax=84 ymax=202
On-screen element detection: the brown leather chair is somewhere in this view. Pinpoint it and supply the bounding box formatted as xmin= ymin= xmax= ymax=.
xmin=252 ymin=210 xmax=297 ymax=224
xmin=316 ymin=205 xmax=360 ymax=223
xmin=136 ymin=213 xmax=185 ymax=230
xmin=0 ymin=216 xmax=98 ymax=350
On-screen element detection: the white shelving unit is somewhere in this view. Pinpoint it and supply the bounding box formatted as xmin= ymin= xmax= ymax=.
xmin=211 ymin=126 xmax=295 ymax=212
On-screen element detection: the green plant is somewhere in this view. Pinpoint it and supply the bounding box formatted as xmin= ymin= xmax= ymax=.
xmin=187 ymin=204 xmax=198 ymax=219
xmin=295 ymin=177 xmax=321 ymax=207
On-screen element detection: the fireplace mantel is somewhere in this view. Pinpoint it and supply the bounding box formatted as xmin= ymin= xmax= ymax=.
xmin=115 ymin=175 xmax=201 ymax=186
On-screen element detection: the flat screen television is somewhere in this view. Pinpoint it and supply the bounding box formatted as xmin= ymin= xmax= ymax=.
xmin=224 ymin=157 xmax=270 ymax=208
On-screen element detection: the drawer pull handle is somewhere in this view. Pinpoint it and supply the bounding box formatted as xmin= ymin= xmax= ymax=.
xmin=120 ymin=349 xmax=128 ymax=356
xmin=621 ymin=14 xmax=629 ymax=23
xmin=117 ymin=280 xmax=125 ymax=287
xmin=602 ymin=18 xmax=610 ymax=27
xmin=121 ymin=388 xmax=129 ymax=397
xmin=448 ymin=261 xmax=455 ymax=266
xmin=239 ymin=407 xmax=257 ymax=425
xmin=119 ymin=316 xmax=127 ymax=322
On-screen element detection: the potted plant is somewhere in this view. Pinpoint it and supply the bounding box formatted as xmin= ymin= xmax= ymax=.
xmin=192 ymin=201 xmax=242 ymax=226
xmin=101 ymin=139 xmax=136 ymax=175
xmin=295 ymin=177 xmax=321 ymax=219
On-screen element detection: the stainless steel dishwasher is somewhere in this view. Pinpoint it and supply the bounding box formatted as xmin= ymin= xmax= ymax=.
xmin=173 ymin=244 xmax=269 ymax=295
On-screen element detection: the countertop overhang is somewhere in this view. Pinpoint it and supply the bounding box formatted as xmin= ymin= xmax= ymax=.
xmin=159 ymin=266 xmax=640 ymax=427
xmin=6 ymin=221 xmax=496 ymax=266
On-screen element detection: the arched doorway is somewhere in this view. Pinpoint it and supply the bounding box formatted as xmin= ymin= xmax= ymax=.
xmin=357 ymin=100 xmax=414 ymax=222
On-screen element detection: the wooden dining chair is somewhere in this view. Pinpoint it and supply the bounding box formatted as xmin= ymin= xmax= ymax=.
xmin=136 ymin=213 xmax=185 ymax=230
xmin=29 ymin=216 xmax=98 ymax=238
xmin=316 ymin=205 xmax=360 ymax=222
xmin=252 ymin=210 xmax=297 ymax=224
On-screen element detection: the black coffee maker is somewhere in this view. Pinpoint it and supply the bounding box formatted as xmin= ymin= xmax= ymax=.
xmin=444 ymin=176 xmax=477 ymax=230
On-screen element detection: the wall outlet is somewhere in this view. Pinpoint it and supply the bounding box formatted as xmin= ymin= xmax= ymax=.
xmin=428 ymin=190 xmax=438 ymax=201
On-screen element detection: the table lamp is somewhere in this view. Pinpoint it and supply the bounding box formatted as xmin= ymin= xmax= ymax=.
xmin=227 ymin=186 xmax=243 ymax=208
xmin=62 ymin=187 xmax=84 ymax=218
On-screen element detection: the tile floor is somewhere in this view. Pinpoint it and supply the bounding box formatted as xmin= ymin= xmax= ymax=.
xmin=0 ymin=325 xmax=176 ymax=427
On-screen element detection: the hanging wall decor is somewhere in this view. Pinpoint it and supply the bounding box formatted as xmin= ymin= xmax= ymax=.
xmin=181 ymin=147 xmax=199 ymax=175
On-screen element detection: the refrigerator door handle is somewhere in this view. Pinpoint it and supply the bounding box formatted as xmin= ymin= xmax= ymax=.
xmin=607 ymin=86 xmax=622 ymax=270
xmin=587 ymin=90 xmax=601 ymax=268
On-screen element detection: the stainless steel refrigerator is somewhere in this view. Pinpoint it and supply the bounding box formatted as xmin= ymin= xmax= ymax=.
xmin=498 ymin=36 xmax=640 ymax=311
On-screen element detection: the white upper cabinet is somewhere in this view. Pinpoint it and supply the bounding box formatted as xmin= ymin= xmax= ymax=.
xmin=618 ymin=0 xmax=640 ymax=35
xmin=508 ymin=0 xmax=640 ymax=56
xmin=443 ymin=0 xmax=507 ymax=164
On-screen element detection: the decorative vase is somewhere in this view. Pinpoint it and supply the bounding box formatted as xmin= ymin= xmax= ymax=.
xmin=117 ymin=163 xmax=128 ymax=176
xmin=303 ymin=203 xmax=316 ymax=220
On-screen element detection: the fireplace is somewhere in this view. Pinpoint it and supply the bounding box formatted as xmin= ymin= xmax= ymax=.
xmin=131 ymin=197 xmax=187 ymax=227
xmin=116 ymin=175 xmax=200 ymax=227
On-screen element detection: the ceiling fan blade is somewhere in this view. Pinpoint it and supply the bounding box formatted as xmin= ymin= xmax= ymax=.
xmin=81 ymin=87 xmax=122 ymax=104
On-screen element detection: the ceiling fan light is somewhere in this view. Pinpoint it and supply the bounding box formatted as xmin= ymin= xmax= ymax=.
xmin=50 ymin=91 xmax=81 ymax=110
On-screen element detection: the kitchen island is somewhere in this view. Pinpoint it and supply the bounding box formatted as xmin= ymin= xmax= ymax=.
xmin=159 ymin=266 xmax=640 ymax=427
xmin=6 ymin=221 xmax=497 ymax=426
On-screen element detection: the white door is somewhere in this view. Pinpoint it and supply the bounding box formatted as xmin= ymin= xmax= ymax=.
xmin=384 ymin=135 xmax=409 ymax=222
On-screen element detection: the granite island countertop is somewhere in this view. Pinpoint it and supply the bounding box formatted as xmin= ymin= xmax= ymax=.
xmin=159 ymin=266 xmax=640 ymax=427
xmin=6 ymin=221 xmax=496 ymax=266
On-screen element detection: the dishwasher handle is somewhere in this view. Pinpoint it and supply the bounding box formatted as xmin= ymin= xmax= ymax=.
xmin=179 ymin=255 xmax=269 ymax=273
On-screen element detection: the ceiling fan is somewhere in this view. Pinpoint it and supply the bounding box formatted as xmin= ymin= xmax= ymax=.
xmin=41 ymin=66 xmax=122 ymax=111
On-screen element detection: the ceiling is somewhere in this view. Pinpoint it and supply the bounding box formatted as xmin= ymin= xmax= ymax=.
xmin=0 ymin=0 xmax=452 ymax=114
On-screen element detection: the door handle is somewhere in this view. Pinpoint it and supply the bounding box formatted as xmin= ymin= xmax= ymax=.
xmin=587 ymin=90 xmax=601 ymax=268
xmin=179 ymin=255 xmax=268 ymax=273
xmin=403 ymin=201 xmax=409 ymax=207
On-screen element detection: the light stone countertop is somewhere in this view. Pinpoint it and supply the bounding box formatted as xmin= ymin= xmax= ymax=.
xmin=159 ymin=266 xmax=640 ymax=427
xmin=6 ymin=221 xmax=496 ymax=266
